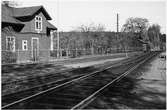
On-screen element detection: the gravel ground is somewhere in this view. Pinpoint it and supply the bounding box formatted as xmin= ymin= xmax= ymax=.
xmin=2 ymin=53 xmax=130 ymax=84
xmin=86 ymin=52 xmax=166 ymax=109
xmin=64 ymin=57 xmax=125 ymax=68
xmin=2 ymin=52 xmax=142 ymax=96
xmin=2 ymin=53 xmax=134 ymax=95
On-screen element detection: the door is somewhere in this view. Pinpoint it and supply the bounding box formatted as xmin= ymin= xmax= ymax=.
xmin=32 ymin=37 xmax=39 ymax=61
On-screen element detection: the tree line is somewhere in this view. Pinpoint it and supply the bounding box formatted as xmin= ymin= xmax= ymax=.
xmin=52 ymin=18 xmax=165 ymax=57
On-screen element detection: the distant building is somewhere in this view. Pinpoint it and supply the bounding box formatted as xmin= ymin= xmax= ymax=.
xmin=2 ymin=4 xmax=57 ymax=63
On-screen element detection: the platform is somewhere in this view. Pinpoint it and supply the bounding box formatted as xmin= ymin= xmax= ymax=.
xmin=132 ymin=51 xmax=166 ymax=108
xmin=87 ymin=51 xmax=166 ymax=109
xmin=2 ymin=52 xmax=141 ymax=84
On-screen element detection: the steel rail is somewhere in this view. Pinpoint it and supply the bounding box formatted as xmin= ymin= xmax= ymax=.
xmin=2 ymin=67 xmax=74 ymax=86
xmin=2 ymin=52 xmax=144 ymax=86
xmin=71 ymin=52 xmax=157 ymax=110
xmin=2 ymin=61 xmax=123 ymax=108
xmin=2 ymin=52 xmax=153 ymax=109
xmin=2 ymin=57 xmax=127 ymax=97
xmin=2 ymin=73 xmax=85 ymax=97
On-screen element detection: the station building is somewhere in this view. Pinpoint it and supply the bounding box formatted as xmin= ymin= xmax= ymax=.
xmin=2 ymin=4 xmax=57 ymax=63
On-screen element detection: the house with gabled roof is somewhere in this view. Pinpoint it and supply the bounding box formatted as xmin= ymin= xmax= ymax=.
xmin=2 ymin=4 xmax=57 ymax=63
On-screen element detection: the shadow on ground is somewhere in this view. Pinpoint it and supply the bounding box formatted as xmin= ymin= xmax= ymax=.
xmin=87 ymin=56 xmax=166 ymax=109
xmin=88 ymin=76 xmax=166 ymax=109
xmin=2 ymin=63 xmax=61 ymax=73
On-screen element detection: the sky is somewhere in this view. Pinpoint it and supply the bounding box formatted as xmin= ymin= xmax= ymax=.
xmin=7 ymin=0 xmax=166 ymax=33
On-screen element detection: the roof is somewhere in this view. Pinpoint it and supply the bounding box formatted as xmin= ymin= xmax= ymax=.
xmin=13 ymin=6 xmax=52 ymax=20
xmin=2 ymin=5 xmax=23 ymax=25
xmin=2 ymin=4 xmax=57 ymax=31
xmin=47 ymin=21 xmax=57 ymax=30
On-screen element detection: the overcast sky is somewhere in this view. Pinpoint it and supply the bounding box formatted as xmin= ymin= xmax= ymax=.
xmin=10 ymin=0 xmax=166 ymax=33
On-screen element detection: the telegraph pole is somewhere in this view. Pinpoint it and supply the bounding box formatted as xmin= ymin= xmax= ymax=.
xmin=116 ymin=13 xmax=119 ymax=53
xmin=117 ymin=13 xmax=119 ymax=33
xmin=57 ymin=29 xmax=60 ymax=58
xmin=117 ymin=13 xmax=127 ymax=57
xmin=57 ymin=0 xmax=60 ymax=58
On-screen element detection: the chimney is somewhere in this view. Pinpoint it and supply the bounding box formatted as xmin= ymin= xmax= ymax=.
xmin=3 ymin=1 xmax=10 ymax=7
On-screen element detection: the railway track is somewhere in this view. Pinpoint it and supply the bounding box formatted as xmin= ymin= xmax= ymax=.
xmin=2 ymin=52 xmax=158 ymax=109
xmin=2 ymin=65 xmax=99 ymax=96
xmin=2 ymin=53 xmax=138 ymax=96
xmin=2 ymin=64 xmax=73 ymax=86
xmin=2 ymin=52 xmax=139 ymax=86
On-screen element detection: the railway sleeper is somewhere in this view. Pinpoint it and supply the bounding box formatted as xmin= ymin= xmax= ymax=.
xmin=29 ymin=98 xmax=80 ymax=107
xmin=47 ymin=93 xmax=84 ymax=99
xmin=25 ymin=102 xmax=64 ymax=109
xmin=29 ymin=102 xmax=72 ymax=109
xmin=74 ymin=85 xmax=100 ymax=90
xmin=2 ymin=52 xmax=156 ymax=109
xmin=44 ymin=97 xmax=82 ymax=103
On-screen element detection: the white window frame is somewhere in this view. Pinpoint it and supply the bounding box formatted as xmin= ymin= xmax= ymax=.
xmin=6 ymin=36 xmax=15 ymax=52
xmin=35 ymin=16 xmax=42 ymax=32
xmin=50 ymin=31 xmax=54 ymax=51
xmin=22 ymin=40 xmax=28 ymax=51
xmin=31 ymin=37 xmax=39 ymax=57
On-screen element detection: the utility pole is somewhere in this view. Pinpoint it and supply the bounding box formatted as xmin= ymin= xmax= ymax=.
xmin=57 ymin=29 xmax=60 ymax=58
xmin=116 ymin=13 xmax=119 ymax=40
xmin=117 ymin=13 xmax=127 ymax=57
xmin=117 ymin=13 xmax=119 ymax=33
xmin=57 ymin=0 xmax=60 ymax=58
xmin=116 ymin=13 xmax=119 ymax=53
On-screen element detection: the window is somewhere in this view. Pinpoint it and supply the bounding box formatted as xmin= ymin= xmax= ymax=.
xmin=22 ymin=40 xmax=28 ymax=51
xmin=50 ymin=31 xmax=54 ymax=51
xmin=6 ymin=36 xmax=15 ymax=52
xmin=35 ymin=16 xmax=42 ymax=32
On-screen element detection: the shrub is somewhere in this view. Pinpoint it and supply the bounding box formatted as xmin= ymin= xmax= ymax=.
xmin=2 ymin=51 xmax=17 ymax=64
xmin=50 ymin=50 xmax=57 ymax=57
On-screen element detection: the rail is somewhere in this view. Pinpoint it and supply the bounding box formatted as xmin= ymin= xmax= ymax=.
xmin=2 ymin=52 xmax=158 ymax=109
xmin=71 ymin=52 xmax=158 ymax=109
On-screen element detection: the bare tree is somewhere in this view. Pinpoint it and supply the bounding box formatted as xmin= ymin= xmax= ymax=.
xmin=77 ymin=23 xmax=94 ymax=32
xmin=121 ymin=17 xmax=149 ymax=34
xmin=92 ymin=24 xmax=106 ymax=32
xmin=76 ymin=23 xmax=105 ymax=32
xmin=121 ymin=17 xmax=149 ymax=50
xmin=147 ymin=24 xmax=161 ymax=50
xmin=76 ymin=23 xmax=106 ymax=55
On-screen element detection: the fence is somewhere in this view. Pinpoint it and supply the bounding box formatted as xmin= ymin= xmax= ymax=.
xmin=2 ymin=50 xmax=17 ymax=64
xmin=2 ymin=50 xmax=50 ymax=64
xmin=51 ymin=47 xmax=142 ymax=57
xmin=2 ymin=47 xmax=143 ymax=65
